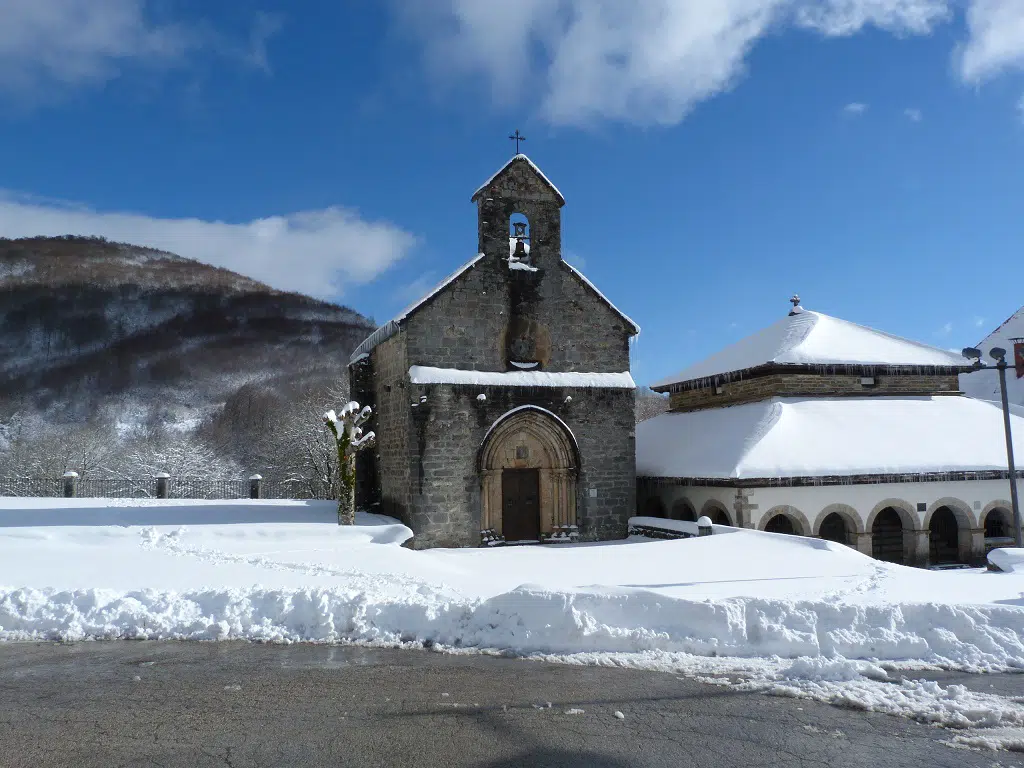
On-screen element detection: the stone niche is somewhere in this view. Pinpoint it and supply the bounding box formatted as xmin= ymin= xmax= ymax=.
xmin=502 ymin=316 xmax=552 ymax=370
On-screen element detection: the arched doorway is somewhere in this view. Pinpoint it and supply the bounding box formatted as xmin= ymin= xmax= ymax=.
xmin=929 ymin=506 xmax=961 ymax=564
xmin=764 ymin=514 xmax=797 ymax=535
xmin=642 ymin=497 xmax=667 ymax=519
xmin=872 ymin=507 xmax=905 ymax=564
xmin=984 ymin=508 xmax=1012 ymax=541
xmin=480 ymin=407 xmax=578 ymax=542
xmin=818 ymin=513 xmax=850 ymax=545
xmin=670 ymin=499 xmax=696 ymax=522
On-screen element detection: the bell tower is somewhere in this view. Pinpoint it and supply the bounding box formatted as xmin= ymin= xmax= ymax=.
xmin=472 ymin=155 xmax=566 ymax=372
xmin=471 ymin=154 xmax=565 ymax=270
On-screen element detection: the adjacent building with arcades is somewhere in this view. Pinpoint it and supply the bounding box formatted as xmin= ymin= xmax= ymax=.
xmin=636 ymin=299 xmax=1024 ymax=567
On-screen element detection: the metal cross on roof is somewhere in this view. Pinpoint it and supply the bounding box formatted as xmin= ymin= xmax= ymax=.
xmin=509 ymin=130 xmax=526 ymax=153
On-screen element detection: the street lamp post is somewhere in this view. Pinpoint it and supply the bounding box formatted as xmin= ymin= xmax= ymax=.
xmin=963 ymin=346 xmax=1024 ymax=548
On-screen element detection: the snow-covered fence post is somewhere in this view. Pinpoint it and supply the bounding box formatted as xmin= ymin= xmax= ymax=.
xmin=323 ymin=403 xmax=375 ymax=525
xmin=155 ymin=472 xmax=170 ymax=499
xmin=62 ymin=471 xmax=78 ymax=498
xmin=249 ymin=474 xmax=263 ymax=499
xmin=697 ymin=516 xmax=713 ymax=537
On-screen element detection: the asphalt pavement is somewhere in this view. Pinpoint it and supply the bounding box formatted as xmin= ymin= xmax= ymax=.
xmin=0 ymin=641 xmax=1020 ymax=767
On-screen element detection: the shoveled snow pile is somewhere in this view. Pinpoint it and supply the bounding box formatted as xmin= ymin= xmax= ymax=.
xmin=988 ymin=547 xmax=1024 ymax=573
xmin=1 ymin=499 xmax=1023 ymax=732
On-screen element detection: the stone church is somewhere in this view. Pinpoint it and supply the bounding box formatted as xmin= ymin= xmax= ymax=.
xmin=349 ymin=154 xmax=639 ymax=549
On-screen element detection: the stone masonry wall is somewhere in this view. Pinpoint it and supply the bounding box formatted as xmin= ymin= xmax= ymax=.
xmin=356 ymin=156 xmax=637 ymax=548
xmin=405 ymin=382 xmax=636 ymax=549
xmin=364 ymin=331 xmax=413 ymax=524
xmin=669 ymin=373 xmax=962 ymax=412
xmin=405 ymin=257 xmax=631 ymax=374
xmin=405 ymin=157 xmax=632 ymax=375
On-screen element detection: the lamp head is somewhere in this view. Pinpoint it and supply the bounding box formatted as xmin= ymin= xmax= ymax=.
xmin=962 ymin=347 xmax=983 ymax=360
xmin=990 ymin=347 xmax=1007 ymax=362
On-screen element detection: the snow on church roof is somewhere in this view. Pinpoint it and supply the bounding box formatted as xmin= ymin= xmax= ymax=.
xmin=350 ymin=251 xmax=640 ymax=363
xmin=471 ymin=154 xmax=566 ymax=206
xmin=636 ymin=395 xmax=1024 ymax=480
xmin=652 ymin=307 xmax=969 ymax=390
xmin=410 ymin=366 xmax=635 ymax=389
xmin=350 ymin=253 xmax=485 ymax=363
xmin=563 ymin=261 xmax=641 ymax=335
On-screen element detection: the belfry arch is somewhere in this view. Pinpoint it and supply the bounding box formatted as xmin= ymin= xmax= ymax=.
xmin=479 ymin=407 xmax=579 ymax=542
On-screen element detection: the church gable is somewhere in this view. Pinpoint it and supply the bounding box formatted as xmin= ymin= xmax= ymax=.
xmin=352 ymin=153 xmax=636 ymax=375
xmin=472 ymin=155 xmax=565 ymax=206
xmin=561 ymin=261 xmax=641 ymax=337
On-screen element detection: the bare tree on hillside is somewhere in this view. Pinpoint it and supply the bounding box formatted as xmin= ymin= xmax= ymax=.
xmin=635 ymin=388 xmax=669 ymax=423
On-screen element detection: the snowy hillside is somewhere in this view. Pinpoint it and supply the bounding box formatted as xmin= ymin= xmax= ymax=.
xmin=0 ymin=236 xmax=374 ymax=426
xmin=1 ymin=499 xmax=1023 ymax=743
xmin=961 ymin=305 xmax=1024 ymax=405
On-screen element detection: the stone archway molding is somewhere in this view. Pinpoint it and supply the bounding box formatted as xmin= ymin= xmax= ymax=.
xmin=923 ymin=497 xmax=978 ymax=530
xmin=924 ymin=497 xmax=980 ymax=565
xmin=981 ymin=500 xmax=1013 ymax=527
xmin=670 ymin=498 xmax=697 ymax=522
xmin=700 ymin=499 xmax=731 ymax=526
xmin=478 ymin=406 xmax=580 ymax=540
xmin=812 ymin=503 xmax=864 ymax=537
xmin=758 ymin=505 xmax=810 ymax=536
xmin=865 ymin=499 xmax=917 ymax=532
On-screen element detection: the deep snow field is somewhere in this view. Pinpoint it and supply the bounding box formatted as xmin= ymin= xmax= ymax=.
xmin=1 ymin=498 xmax=1023 ymax=748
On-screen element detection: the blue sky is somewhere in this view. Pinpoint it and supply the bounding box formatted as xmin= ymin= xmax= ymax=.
xmin=1 ymin=1 xmax=1024 ymax=387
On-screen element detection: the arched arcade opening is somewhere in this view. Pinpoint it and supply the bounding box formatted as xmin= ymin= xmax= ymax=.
xmin=871 ymin=507 xmax=906 ymax=564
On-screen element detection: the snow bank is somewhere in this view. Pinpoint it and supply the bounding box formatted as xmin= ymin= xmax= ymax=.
xmin=2 ymin=584 xmax=1022 ymax=673
xmin=988 ymin=548 xmax=1024 ymax=573
xmin=1 ymin=499 xmax=1024 ymax=730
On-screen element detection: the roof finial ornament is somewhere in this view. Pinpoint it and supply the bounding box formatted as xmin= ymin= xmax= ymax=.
xmin=509 ymin=129 xmax=526 ymax=154
xmin=789 ymin=294 xmax=804 ymax=316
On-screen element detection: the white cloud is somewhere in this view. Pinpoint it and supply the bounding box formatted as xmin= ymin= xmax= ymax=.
xmin=0 ymin=193 xmax=417 ymax=299
xmin=794 ymin=0 xmax=950 ymax=36
xmin=395 ymin=0 xmax=1024 ymax=127
xmin=0 ymin=0 xmax=277 ymax=97
xmin=975 ymin=316 xmax=987 ymax=328
xmin=904 ymin=107 xmax=923 ymax=121
xmin=1018 ymin=93 xmax=1024 ymax=122
xmin=959 ymin=0 xmax=1024 ymax=82
xmin=937 ymin=321 xmax=954 ymax=336
xmin=395 ymin=0 xmax=954 ymax=126
xmin=843 ymin=102 xmax=869 ymax=115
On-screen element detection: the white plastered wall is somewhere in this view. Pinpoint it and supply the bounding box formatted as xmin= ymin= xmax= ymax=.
xmin=642 ymin=479 xmax=1017 ymax=566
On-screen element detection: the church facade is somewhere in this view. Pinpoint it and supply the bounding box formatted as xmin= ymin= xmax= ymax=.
xmin=349 ymin=155 xmax=639 ymax=549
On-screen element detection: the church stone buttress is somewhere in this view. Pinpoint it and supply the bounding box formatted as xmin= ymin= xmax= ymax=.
xmin=351 ymin=154 xmax=638 ymax=549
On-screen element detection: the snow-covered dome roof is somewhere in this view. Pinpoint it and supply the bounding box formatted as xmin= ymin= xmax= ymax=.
xmin=637 ymin=395 xmax=1024 ymax=480
xmin=652 ymin=308 xmax=970 ymax=391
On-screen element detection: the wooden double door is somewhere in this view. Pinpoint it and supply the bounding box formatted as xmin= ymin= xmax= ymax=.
xmin=502 ymin=468 xmax=540 ymax=543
